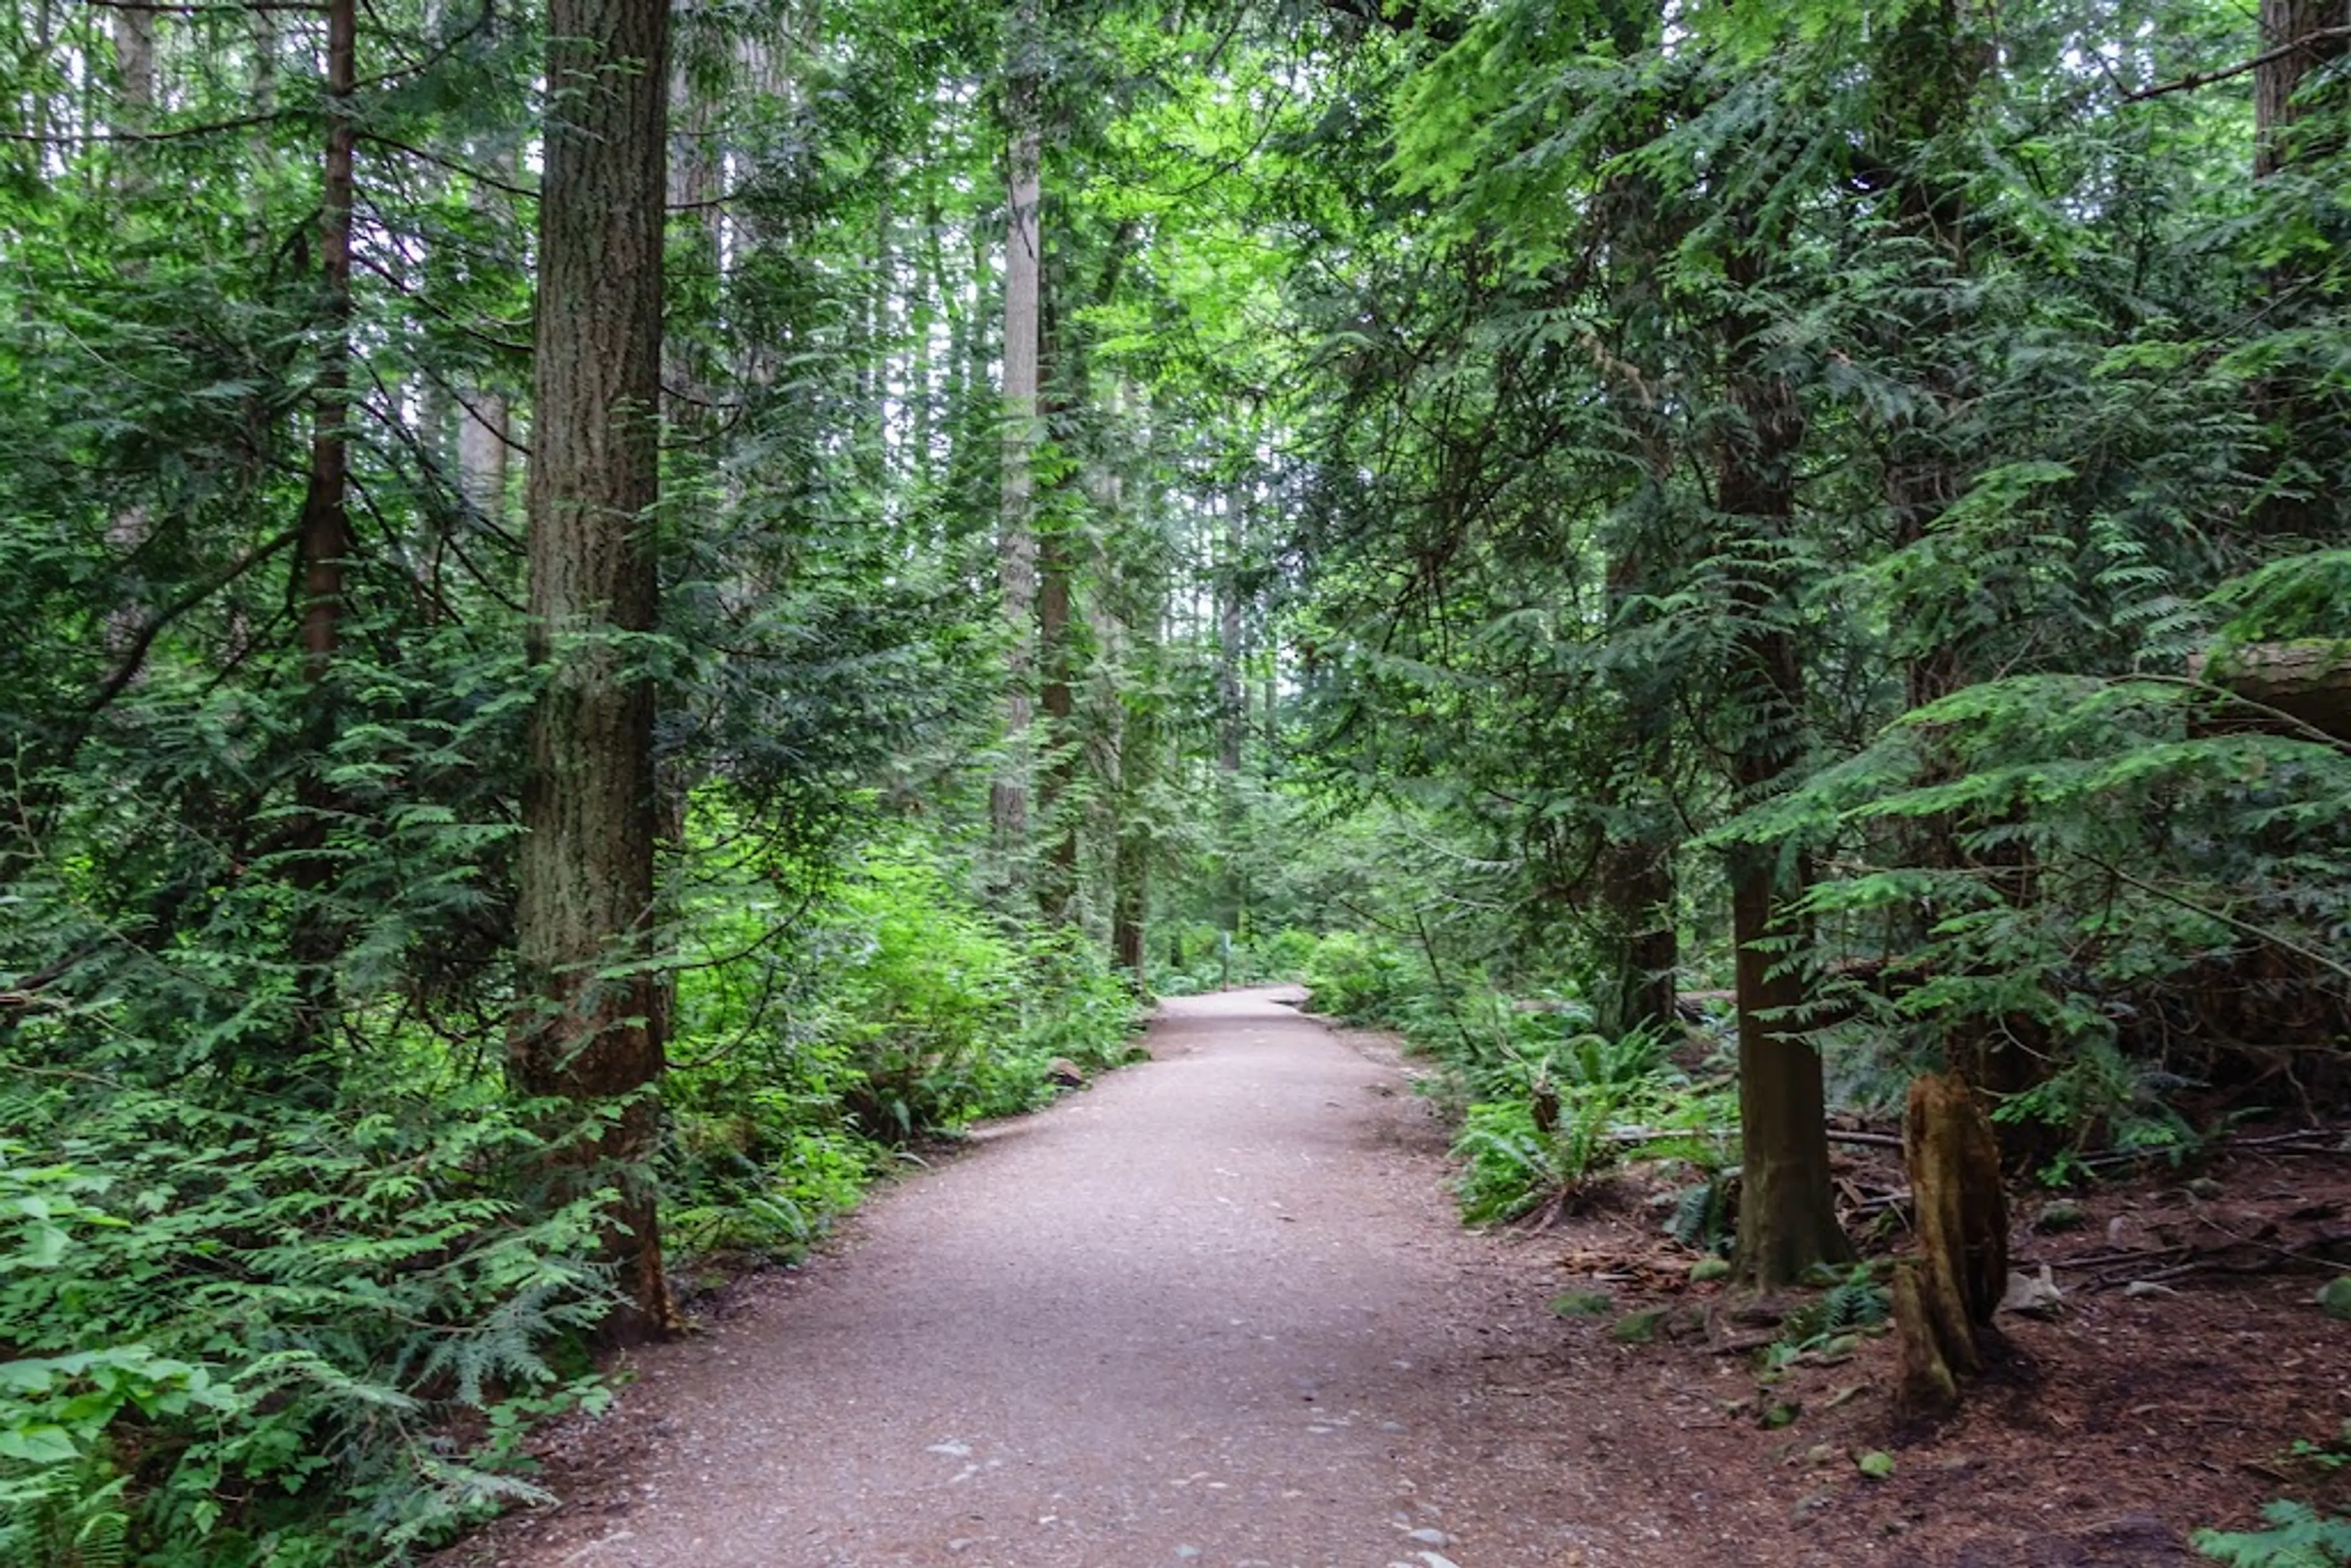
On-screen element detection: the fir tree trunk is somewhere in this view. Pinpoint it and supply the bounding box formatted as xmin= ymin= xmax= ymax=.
xmin=1718 ymin=252 xmax=1847 ymax=1288
xmin=511 ymin=0 xmax=675 ymax=1342
xmin=113 ymin=6 xmax=154 ymax=112
xmin=1218 ymin=487 xmax=1245 ymax=776
xmin=283 ymin=0 xmax=358 ymax=1078
xmin=2256 ymin=0 xmax=2350 ymax=179
xmin=992 ymin=9 xmax=1043 ymax=874
xmin=1035 ymin=261 xmax=1079 ymax=923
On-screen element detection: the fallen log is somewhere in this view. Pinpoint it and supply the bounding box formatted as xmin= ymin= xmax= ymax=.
xmin=2192 ymin=639 xmax=2351 ymax=741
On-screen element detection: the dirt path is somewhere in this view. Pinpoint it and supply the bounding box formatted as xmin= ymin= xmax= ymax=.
xmin=449 ymin=989 xmax=2351 ymax=1568
xmin=464 ymin=987 xmax=1628 ymax=1568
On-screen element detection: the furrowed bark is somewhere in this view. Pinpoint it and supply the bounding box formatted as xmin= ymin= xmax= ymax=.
xmin=511 ymin=0 xmax=676 ymax=1342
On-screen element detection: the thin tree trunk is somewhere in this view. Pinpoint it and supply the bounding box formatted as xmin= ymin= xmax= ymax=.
xmin=282 ymin=0 xmax=358 ymax=1078
xmin=992 ymin=8 xmax=1043 ymax=874
xmin=511 ymin=0 xmax=675 ymax=1343
xmin=1217 ymin=487 xmax=1245 ymax=775
xmin=1717 ymin=250 xmax=1847 ymax=1289
xmin=1106 ymin=384 xmax=1153 ymax=983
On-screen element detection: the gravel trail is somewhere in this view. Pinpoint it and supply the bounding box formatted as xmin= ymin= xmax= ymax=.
xmin=473 ymin=987 xmax=1613 ymax=1568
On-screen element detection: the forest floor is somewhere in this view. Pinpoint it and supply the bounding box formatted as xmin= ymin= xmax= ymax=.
xmin=444 ymin=988 xmax=2351 ymax=1568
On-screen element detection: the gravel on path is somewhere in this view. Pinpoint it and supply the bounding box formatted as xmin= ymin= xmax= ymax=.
xmin=462 ymin=987 xmax=1646 ymax=1568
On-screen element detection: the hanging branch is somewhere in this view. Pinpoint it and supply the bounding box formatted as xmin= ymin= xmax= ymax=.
xmin=2123 ymin=26 xmax=2351 ymax=103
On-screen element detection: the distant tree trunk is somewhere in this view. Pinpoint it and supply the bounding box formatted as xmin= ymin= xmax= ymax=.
xmin=296 ymin=0 xmax=355 ymax=685
xmin=1594 ymin=549 xmax=1678 ymax=1043
xmin=2256 ymin=0 xmax=2349 ymax=179
xmin=1107 ymin=387 xmax=1155 ymax=985
xmin=101 ymin=6 xmax=157 ymax=672
xmin=1717 ymin=249 xmax=1847 ymax=1289
xmin=454 ymin=141 xmax=519 ymax=523
xmin=282 ymin=0 xmax=358 ymax=1076
xmin=511 ymin=0 xmax=675 ymax=1343
xmin=457 ymin=391 xmax=511 ymax=522
xmin=1218 ymin=487 xmax=1245 ymax=776
xmin=992 ymin=6 xmax=1043 ymax=876
xmin=1110 ymin=598 xmax=1158 ymax=985
xmin=1592 ymin=836 xmax=1677 ymax=1040
xmin=114 ymin=6 xmax=154 ymax=111
xmin=1035 ymin=264 xmax=1081 ymax=923
xmin=910 ymin=192 xmax=942 ymax=493
xmin=1586 ymin=24 xmax=1682 ymax=1048
xmin=1870 ymin=2 xmax=2048 ymax=1119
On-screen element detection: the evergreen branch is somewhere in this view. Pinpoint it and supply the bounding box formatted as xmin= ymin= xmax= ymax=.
xmin=83 ymin=1 xmax=328 ymax=11
xmin=0 ymin=109 xmax=307 ymax=144
xmin=84 ymin=530 xmax=298 ymax=718
xmin=360 ymin=133 xmax=538 ymax=201
xmin=2082 ymin=852 xmax=2351 ymax=988
xmin=2122 ymin=26 xmax=2351 ymax=103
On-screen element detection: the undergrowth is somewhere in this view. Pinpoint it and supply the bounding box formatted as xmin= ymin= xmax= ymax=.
xmin=0 ymin=824 xmax=1142 ymax=1562
xmin=1302 ymin=935 xmax=1736 ymax=1226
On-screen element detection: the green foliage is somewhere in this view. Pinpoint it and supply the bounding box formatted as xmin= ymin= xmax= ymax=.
xmin=2195 ymin=1502 xmax=2351 ymax=1567
xmin=0 ymin=1087 xmax=610 ymax=1565
xmin=1665 ymin=1176 xmax=1735 ymax=1256
xmin=1783 ymin=1266 xmax=1893 ymax=1344
xmin=1301 ymin=930 xmax=1419 ymax=1026
xmin=664 ymin=828 xmax=1142 ymax=1259
xmin=1761 ymin=1265 xmax=1894 ymax=1375
xmin=2209 ymin=552 xmax=2351 ymax=647
xmin=1442 ymin=1004 xmax=1730 ymax=1225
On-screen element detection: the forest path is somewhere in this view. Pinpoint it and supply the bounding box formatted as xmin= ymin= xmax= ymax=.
xmin=463 ymin=987 xmax=1645 ymax=1568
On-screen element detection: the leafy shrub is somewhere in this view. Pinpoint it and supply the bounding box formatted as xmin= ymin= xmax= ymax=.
xmin=1445 ymin=1017 xmax=1727 ymax=1225
xmin=1301 ymin=930 xmax=1417 ymax=1024
xmin=1252 ymin=926 xmax=1322 ymax=981
xmin=1451 ymin=1098 xmax=1562 ymax=1225
xmin=664 ymin=831 xmax=1142 ymax=1262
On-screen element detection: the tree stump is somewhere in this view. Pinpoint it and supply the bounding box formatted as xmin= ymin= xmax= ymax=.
xmin=1895 ymin=1072 xmax=2009 ymax=1420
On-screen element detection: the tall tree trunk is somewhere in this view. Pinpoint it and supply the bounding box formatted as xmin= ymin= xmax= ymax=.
xmin=1106 ymin=385 xmax=1154 ymax=984
xmin=2256 ymin=0 xmax=2350 ymax=179
xmin=910 ymin=192 xmax=941 ymax=495
xmin=298 ymin=0 xmax=355 ymax=686
xmin=282 ymin=0 xmax=358 ymax=1078
xmin=992 ymin=6 xmax=1043 ymax=876
xmin=454 ymin=129 xmax=518 ymax=525
xmin=1870 ymin=2 xmax=2047 ymax=1113
xmin=1035 ymin=261 xmax=1081 ymax=923
xmin=1717 ymin=250 xmax=1847 ymax=1289
xmin=1217 ymin=486 xmax=1245 ymax=776
xmin=1586 ymin=10 xmax=1682 ymax=1047
xmin=113 ymin=6 xmax=154 ymax=112
xmin=1594 ymin=549 xmax=1679 ymax=1043
xmin=511 ymin=0 xmax=675 ymax=1342
xmin=2251 ymin=2 xmax=2349 ymax=538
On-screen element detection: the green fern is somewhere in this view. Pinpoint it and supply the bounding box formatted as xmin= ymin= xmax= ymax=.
xmin=1780 ymin=1264 xmax=1891 ymax=1347
xmin=2195 ymin=1501 xmax=2351 ymax=1567
xmin=1665 ymin=1177 xmax=1732 ymax=1255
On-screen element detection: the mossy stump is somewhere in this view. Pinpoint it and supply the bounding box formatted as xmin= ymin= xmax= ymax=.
xmin=1895 ymin=1071 xmax=2009 ymax=1420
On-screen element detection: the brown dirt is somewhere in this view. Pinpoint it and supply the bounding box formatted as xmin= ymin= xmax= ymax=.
xmin=446 ymin=988 xmax=2351 ymax=1568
